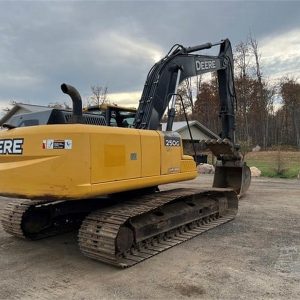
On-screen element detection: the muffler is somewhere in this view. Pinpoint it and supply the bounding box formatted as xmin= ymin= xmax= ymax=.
xmin=61 ymin=83 xmax=83 ymax=124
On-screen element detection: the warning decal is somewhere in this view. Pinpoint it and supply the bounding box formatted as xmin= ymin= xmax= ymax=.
xmin=42 ymin=139 xmax=72 ymax=150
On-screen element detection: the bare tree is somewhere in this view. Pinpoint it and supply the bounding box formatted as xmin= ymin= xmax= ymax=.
xmin=193 ymin=77 xmax=220 ymax=134
xmin=234 ymin=41 xmax=252 ymax=143
xmin=280 ymin=77 xmax=300 ymax=149
xmin=174 ymin=76 xmax=202 ymax=121
xmin=249 ymin=35 xmax=263 ymax=84
xmin=249 ymin=34 xmax=274 ymax=149
xmin=88 ymin=85 xmax=109 ymax=106
xmin=235 ymin=41 xmax=251 ymax=78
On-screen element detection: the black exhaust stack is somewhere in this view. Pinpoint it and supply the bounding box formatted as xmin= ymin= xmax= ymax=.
xmin=61 ymin=83 xmax=83 ymax=123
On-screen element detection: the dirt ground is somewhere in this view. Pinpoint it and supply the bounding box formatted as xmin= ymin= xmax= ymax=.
xmin=0 ymin=175 xmax=299 ymax=300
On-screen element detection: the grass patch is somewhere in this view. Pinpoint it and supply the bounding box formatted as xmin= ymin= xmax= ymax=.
xmin=246 ymin=151 xmax=300 ymax=179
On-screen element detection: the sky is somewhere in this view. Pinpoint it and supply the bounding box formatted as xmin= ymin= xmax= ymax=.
xmin=0 ymin=0 xmax=299 ymax=111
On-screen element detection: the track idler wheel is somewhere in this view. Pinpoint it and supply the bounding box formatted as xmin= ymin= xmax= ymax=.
xmin=116 ymin=226 xmax=134 ymax=253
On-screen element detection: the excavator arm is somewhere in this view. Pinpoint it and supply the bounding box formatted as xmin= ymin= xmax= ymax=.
xmin=135 ymin=39 xmax=250 ymax=195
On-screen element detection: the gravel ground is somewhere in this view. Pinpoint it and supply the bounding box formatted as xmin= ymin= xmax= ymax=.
xmin=0 ymin=175 xmax=299 ymax=300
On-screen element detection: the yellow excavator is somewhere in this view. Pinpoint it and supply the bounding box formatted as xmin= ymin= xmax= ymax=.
xmin=0 ymin=39 xmax=250 ymax=267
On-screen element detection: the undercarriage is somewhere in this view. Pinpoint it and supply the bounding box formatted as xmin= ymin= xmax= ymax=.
xmin=1 ymin=188 xmax=238 ymax=268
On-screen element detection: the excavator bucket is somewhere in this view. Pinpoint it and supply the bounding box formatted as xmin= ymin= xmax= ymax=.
xmin=213 ymin=164 xmax=251 ymax=197
xmin=204 ymin=139 xmax=251 ymax=197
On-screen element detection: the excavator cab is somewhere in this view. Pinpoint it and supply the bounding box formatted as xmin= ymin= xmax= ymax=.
xmin=85 ymin=104 xmax=136 ymax=127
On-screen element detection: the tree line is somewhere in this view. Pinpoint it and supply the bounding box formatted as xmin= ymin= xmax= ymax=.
xmin=176 ymin=37 xmax=300 ymax=150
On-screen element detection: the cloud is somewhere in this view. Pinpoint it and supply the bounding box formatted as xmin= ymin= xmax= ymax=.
xmin=0 ymin=73 xmax=43 ymax=89
xmin=108 ymin=91 xmax=141 ymax=108
xmin=91 ymin=30 xmax=164 ymax=65
xmin=0 ymin=1 xmax=299 ymax=108
xmin=260 ymin=28 xmax=300 ymax=80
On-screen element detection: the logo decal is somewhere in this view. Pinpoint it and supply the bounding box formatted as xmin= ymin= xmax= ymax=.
xmin=0 ymin=138 xmax=24 ymax=155
xmin=42 ymin=139 xmax=73 ymax=150
xmin=195 ymin=60 xmax=216 ymax=71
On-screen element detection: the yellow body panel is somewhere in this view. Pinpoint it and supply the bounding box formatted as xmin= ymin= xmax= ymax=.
xmin=140 ymin=131 xmax=161 ymax=177
xmin=90 ymin=128 xmax=141 ymax=183
xmin=0 ymin=125 xmax=197 ymax=200
xmin=159 ymin=132 xmax=182 ymax=175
